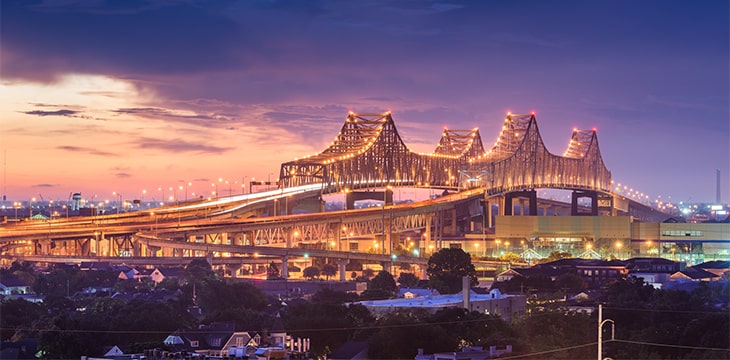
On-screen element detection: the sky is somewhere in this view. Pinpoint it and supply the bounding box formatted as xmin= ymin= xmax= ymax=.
xmin=1 ymin=0 xmax=728 ymax=205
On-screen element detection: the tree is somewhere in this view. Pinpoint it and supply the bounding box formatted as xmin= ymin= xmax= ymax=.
xmin=427 ymin=248 xmax=477 ymax=294
xmin=267 ymin=261 xmax=281 ymax=280
xmin=369 ymin=271 xmax=397 ymax=295
xmin=543 ymin=250 xmax=572 ymax=263
xmin=185 ymin=258 xmax=216 ymax=284
xmin=397 ymin=272 xmax=419 ymax=288
xmin=321 ymin=263 xmax=338 ymax=280
xmin=303 ymin=266 xmax=320 ymax=280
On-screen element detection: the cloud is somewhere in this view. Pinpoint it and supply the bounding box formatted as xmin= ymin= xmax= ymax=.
xmin=135 ymin=137 xmax=232 ymax=154
xmin=23 ymin=109 xmax=79 ymax=117
xmin=113 ymin=107 xmax=236 ymax=128
xmin=57 ymin=145 xmax=118 ymax=157
xmin=31 ymin=183 xmax=57 ymax=188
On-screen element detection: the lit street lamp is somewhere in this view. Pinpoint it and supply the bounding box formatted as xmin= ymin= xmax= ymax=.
xmin=112 ymin=192 xmax=122 ymax=214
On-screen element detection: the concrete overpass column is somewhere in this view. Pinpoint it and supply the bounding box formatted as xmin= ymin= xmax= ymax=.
xmin=503 ymin=194 xmax=512 ymax=216
xmin=485 ymin=196 xmax=494 ymax=228
xmin=281 ymin=255 xmax=289 ymax=279
xmin=338 ymin=259 xmax=350 ymax=281
xmin=529 ymin=192 xmax=537 ymax=216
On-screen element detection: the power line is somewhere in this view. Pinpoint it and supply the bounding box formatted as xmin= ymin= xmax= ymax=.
xmin=498 ymin=342 xmax=597 ymax=359
xmin=603 ymin=306 xmax=729 ymax=316
xmin=612 ymin=339 xmax=730 ymax=352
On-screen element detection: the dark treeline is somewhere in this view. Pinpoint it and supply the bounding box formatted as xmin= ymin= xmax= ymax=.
xmin=1 ymin=259 xmax=728 ymax=359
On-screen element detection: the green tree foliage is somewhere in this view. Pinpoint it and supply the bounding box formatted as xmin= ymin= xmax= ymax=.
xmin=397 ymin=272 xmax=419 ymax=288
xmin=184 ymin=259 xmax=217 ymax=284
xmin=310 ymin=288 xmax=358 ymax=305
xmin=267 ymin=261 xmax=281 ymax=280
xmin=427 ymin=248 xmax=477 ymax=294
xmin=369 ymin=271 xmax=397 ymax=295
xmin=601 ymin=278 xmax=730 ymax=359
xmin=542 ymin=250 xmax=572 ymax=263
xmin=38 ymin=297 xmax=192 ymax=359
xmin=321 ymin=263 xmax=338 ymax=280
xmin=284 ymin=300 xmax=373 ymax=358
xmin=513 ymin=311 xmax=594 ymax=359
xmin=195 ymin=280 xmax=268 ymax=314
xmin=303 ymin=266 xmax=320 ymax=280
xmin=554 ymin=273 xmax=587 ymax=294
xmin=366 ymin=310 xmax=449 ymax=359
xmin=0 ymin=299 xmax=44 ymax=341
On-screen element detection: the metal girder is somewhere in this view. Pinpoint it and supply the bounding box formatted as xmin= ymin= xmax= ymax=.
xmin=463 ymin=113 xmax=612 ymax=194
xmin=279 ymin=112 xmax=474 ymax=192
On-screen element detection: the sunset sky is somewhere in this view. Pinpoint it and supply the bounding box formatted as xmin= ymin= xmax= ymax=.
xmin=1 ymin=0 xmax=728 ymax=205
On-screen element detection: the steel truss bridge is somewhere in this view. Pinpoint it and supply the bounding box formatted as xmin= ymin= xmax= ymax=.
xmin=2 ymin=111 xmax=670 ymax=276
xmin=279 ymin=111 xmax=611 ymax=196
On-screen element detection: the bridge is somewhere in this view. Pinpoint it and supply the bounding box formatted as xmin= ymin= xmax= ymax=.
xmin=2 ymin=110 xmax=681 ymax=276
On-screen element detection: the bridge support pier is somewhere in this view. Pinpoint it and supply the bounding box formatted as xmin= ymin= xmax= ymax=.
xmin=281 ymin=255 xmax=289 ymax=279
xmin=504 ymin=190 xmax=537 ymax=216
xmin=338 ymin=259 xmax=350 ymax=281
xmin=571 ymin=190 xmax=598 ymax=216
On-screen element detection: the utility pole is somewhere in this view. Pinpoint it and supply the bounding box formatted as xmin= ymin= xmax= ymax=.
xmin=598 ymin=304 xmax=615 ymax=360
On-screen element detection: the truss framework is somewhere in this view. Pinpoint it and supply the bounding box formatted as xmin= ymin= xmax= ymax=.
xmin=462 ymin=113 xmax=611 ymax=194
xmin=279 ymin=111 xmax=610 ymax=195
xmin=279 ymin=112 xmax=480 ymax=192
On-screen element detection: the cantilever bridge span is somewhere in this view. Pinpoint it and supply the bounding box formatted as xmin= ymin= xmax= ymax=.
xmin=279 ymin=111 xmax=611 ymax=197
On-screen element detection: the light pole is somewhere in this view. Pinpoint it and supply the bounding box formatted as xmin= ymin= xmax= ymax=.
xmin=49 ymin=200 xmax=54 ymax=220
xmin=113 ymin=192 xmax=122 ymax=214
xmin=30 ymin=197 xmax=35 ymax=218
xmin=13 ymin=202 xmax=19 ymax=219
xmin=158 ymin=187 xmax=165 ymax=206
xmin=343 ymin=188 xmax=350 ymax=210
xmin=597 ymin=304 xmax=615 ymax=360
xmin=211 ymin=183 xmax=218 ymax=199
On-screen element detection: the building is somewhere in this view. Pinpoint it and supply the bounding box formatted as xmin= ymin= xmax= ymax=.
xmin=355 ymin=278 xmax=526 ymax=322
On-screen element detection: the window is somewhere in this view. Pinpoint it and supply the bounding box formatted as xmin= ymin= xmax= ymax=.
xmin=349 ymin=242 xmax=358 ymax=251
xmin=190 ymin=340 xmax=199 ymax=348
xmin=661 ymin=230 xmax=703 ymax=237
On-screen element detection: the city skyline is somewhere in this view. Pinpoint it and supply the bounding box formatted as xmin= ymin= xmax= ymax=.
xmin=1 ymin=0 xmax=728 ymax=204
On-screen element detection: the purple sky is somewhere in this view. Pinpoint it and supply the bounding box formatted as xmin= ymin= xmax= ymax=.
xmin=1 ymin=0 xmax=728 ymax=204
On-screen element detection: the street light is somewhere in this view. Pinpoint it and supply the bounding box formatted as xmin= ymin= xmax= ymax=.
xmin=597 ymin=304 xmax=615 ymax=360
xmin=343 ymin=188 xmax=350 ymax=210
xmin=13 ymin=202 xmax=20 ymax=219
xmin=211 ymin=183 xmax=218 ymax=199
xmin=113 ymin=192 xmax=122 ymax=214
xmin=30 ymin=197 xmax=35 ymax=218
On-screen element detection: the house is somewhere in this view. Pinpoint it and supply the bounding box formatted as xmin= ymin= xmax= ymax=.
xmin=102 ymin=345 xmax=124 ymax=357
xmin=398 ymin=287 xmax=439 ymax=298
xmin=164 ymin=322 xmax=237 ymax=357
xmin=79 ymin=261 xmax=111 ymax=271
xmin=163 ymin=318 xmax=310 ymax=358
xmin=0 ymin=339 xmax=39 ymax=360
xmin=694 ymin=261 xmax=730 ymax=278
xmin=356 ymin=278 xmax=526 ymax=322
xmin=670 ymin=267 xmax=722 ymax=282
xmin=329 ymin=341 xmax=368 ymax=360
xmin=0 ymin=276 xmax=31 ymax=296
xmin=150 ymin=267 xmax=186 ymax=284
xmin=414 ymin=345 xmax=512 ymax=360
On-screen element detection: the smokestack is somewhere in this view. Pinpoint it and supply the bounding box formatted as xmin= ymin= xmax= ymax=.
xmin=717 ymin=169 xmax=721 ymax=204
xmin=462 ymin=276 xmax=471 ymax=310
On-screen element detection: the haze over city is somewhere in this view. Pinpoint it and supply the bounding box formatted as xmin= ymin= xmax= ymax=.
xmin=1 ymin=0 xmax=728 ymax=204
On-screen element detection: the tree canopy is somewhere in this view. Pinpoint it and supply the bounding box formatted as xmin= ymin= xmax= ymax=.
xmin=427 ymin=248 xmax=477 ymax=294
